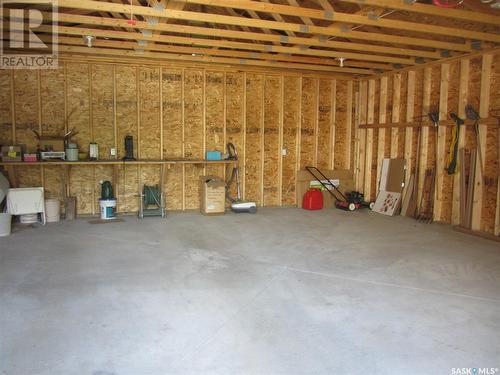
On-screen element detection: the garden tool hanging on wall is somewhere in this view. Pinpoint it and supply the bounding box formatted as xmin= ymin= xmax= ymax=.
xmin=447 ymin=113 xmax=463 ymax=175
xmin=465 ymin=105 xmax=484 ymax=177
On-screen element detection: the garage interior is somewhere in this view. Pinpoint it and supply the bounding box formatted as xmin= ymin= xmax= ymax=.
xmin=0 ymin=0 xmax=499 ymax=374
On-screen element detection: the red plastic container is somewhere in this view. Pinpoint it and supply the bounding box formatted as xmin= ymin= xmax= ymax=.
xmin=302 ymin=189 xmax=323 ymax=210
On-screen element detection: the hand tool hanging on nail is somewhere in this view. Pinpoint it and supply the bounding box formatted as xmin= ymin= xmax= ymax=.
xmin=465 ymin=105 xmax=484 ymax=177
xmin=447 ymin=113 xmax=463 ymax=175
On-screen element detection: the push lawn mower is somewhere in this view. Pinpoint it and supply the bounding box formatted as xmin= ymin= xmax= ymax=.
xmin=305 ymin=166 xmax=373 ymax=211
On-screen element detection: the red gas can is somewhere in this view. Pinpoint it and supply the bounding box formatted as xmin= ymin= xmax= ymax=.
xmin=302 ymin=189 xmax=323 ymax=210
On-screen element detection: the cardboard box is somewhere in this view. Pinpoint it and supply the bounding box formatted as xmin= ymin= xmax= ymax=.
xmin=200 ymin=175 xmax=226 ymax=215
xmin=372 ymin=158 xmax=406 ymax=216
xmin=296 ymin=169 xmax=355 ymax=208
xmin=1 ymin=146 xmax=22 ymax=162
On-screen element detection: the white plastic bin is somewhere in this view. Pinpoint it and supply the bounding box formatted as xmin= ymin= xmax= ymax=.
xmin=45 ymin=199 xmax=61 ymax=223
xmin=0 ymin=213 xmax=11 ymax=236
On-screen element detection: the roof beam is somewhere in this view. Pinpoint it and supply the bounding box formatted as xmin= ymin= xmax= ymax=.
xmin=48 ymin=34 xmax=388 ymax=70
xmin=52 ymin=12 xmax=442 ymax=59
xmin=32 ymin=23 xmax=414 ymax=64
xmin=49 ymin=44 xmax=370 ymax=74
xmin=338 ymin=0 xmax=500 ymax=26
xmin=182 ymin=0 xmax=500 ymax=43
xmin=53 ymin=0 xmax=477 ymax=51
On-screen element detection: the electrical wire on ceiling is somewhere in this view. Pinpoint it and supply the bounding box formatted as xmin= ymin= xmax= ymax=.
xmin=432 ymin=0 xmax=464 ymax=8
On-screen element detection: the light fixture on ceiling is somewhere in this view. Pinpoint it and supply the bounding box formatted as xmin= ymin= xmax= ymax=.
xmin=337 ymin=57 xmax=346 ymax=67
xmin=84 ymin=35 xmax=95 ymax=48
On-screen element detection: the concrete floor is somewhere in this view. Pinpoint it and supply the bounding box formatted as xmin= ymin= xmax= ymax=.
xmin=1 ymin=208 xmax=499 ymax=375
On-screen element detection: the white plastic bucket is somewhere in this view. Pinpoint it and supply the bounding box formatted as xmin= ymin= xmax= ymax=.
xmin=99 ymin=199 xmax=116 ymax=220
xmin=20 ymin=213 xmax=38 ymax=224
xmin=45 ymin=199 xmax=61 ymax=223
xmin=0 ymin=213 xmax=12 ymax=237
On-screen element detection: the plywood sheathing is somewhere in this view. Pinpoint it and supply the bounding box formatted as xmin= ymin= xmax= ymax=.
xmin=115 ymin=65 xmax=139 ymax=213
xmin=225 ymin=72 xmax=244 ymax=201
xmin=333 ymin=80 xmax=347 ymax=170
xmin=263 ymin=75 xmax=281 ymax=207
xmin=244 ymin=73 xmax=263 ymax=206
xmin=183 ymin=69 xmax=204 ymax=210
xmin=317 ymin=79 xmax=334 ymax=171
xmin=282 ymin=76 xmax=300 ymax=206
xmin=40 ymin=67 xmax=66 ymax=209
xmin=5 ymin=59 xmax=358 ymax=215
xmin=162 ymin=68 xmax=183 ymax=210
xmin=205 ymin=71 xmax=225 ymax=178
xmin=356 ymin=51 xmax=500 ymax=235
xmin=0 ymin=71 xmax=13 ymax=145
xmin=300 ymin=77 xmax=317 ymax=170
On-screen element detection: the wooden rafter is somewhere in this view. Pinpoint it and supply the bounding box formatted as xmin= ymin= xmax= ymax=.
xmin=338 ymin=0 xmax=500 ymax=26
xmin=52 ymin=0 xmax=481 ymax=51
xmin=181 ymin=0 xmax=500 ymax=42
xmin=20 ymin=22 xmax=416 ymax=64
xmin=52 ymin=12 xmax=442 ymax=59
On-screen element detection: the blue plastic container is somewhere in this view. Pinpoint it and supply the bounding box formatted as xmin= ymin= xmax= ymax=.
xmin=206 ymin=151 xmax=222 ymax=161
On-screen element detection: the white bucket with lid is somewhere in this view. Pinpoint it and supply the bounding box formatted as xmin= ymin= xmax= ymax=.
xmin=20 ymin=213 xmax=38 ymax=224
xmin=45 ymin=199 xmax=61 ymax=223
xmin=99 ymin=199 xmax=116 ymax=220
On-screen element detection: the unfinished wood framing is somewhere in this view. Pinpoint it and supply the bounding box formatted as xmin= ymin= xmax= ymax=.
xmin=355 ymin=51 xmax=499 ymax=236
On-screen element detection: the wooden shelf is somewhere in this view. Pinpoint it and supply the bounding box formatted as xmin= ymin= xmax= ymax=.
xmin=358 ymin=117 xmax=499 ymax=129
xmin=0 ymin=159 xmax=237 ymax=166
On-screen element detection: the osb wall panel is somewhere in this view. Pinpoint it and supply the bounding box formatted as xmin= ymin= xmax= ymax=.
xmin=162 ymin=68 xmax=183 ymax=210
xmin=2 ymin=60 xmax=353 ymax=215
xmin=183 ymin=69 xmax=204 ymax=210
xmin=263 ymin=75 xmax=281 ymax=206
xmin=244 ymin=73 xmax=263 ymax=205
xmin=139 ymin=67 xmax=161 ymax=202
xmin=115 ymin=65 xmax=139 ymax=213
xmin=205 ymin=71 xmax=225 ymax=178
xmin=356 ymin=52 xmax=499 ymax=235
xmin=92 ymin=65 xmax=114 ymax=159
xmin=300 ymin=77 xmax=317 ymax=169
xmin=0 ymin=71 xmax=13 ymax=144
xmin=482 ymin=59 xmax=499 ymax=234
xmin=13 ymin=71 xmax=41 ymax=189
xmin=40 ymin=69 xmax=65 ymax=137
xmin=225 ymin=72 xmax=244 ymax=200
xmin=282 ymin=76 xmax=300 ymax=206
xmin=317 ymin=79 xmax=333 ymax=170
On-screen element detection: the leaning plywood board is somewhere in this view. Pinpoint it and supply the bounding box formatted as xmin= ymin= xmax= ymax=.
xmin=162 ymin=68 xmax=183 ymax=210
xmin=245 ymin=73 xmax=263 ymax=205
xmin=452 ymin=59 xmax=470 ymax=225
xmin=471 ymin=54 xmax=492 ymax=232
xmin=281 ymin=76 xmax=300 ymax=206
xmin=183 ymin=69 xmax=204 ymax=210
